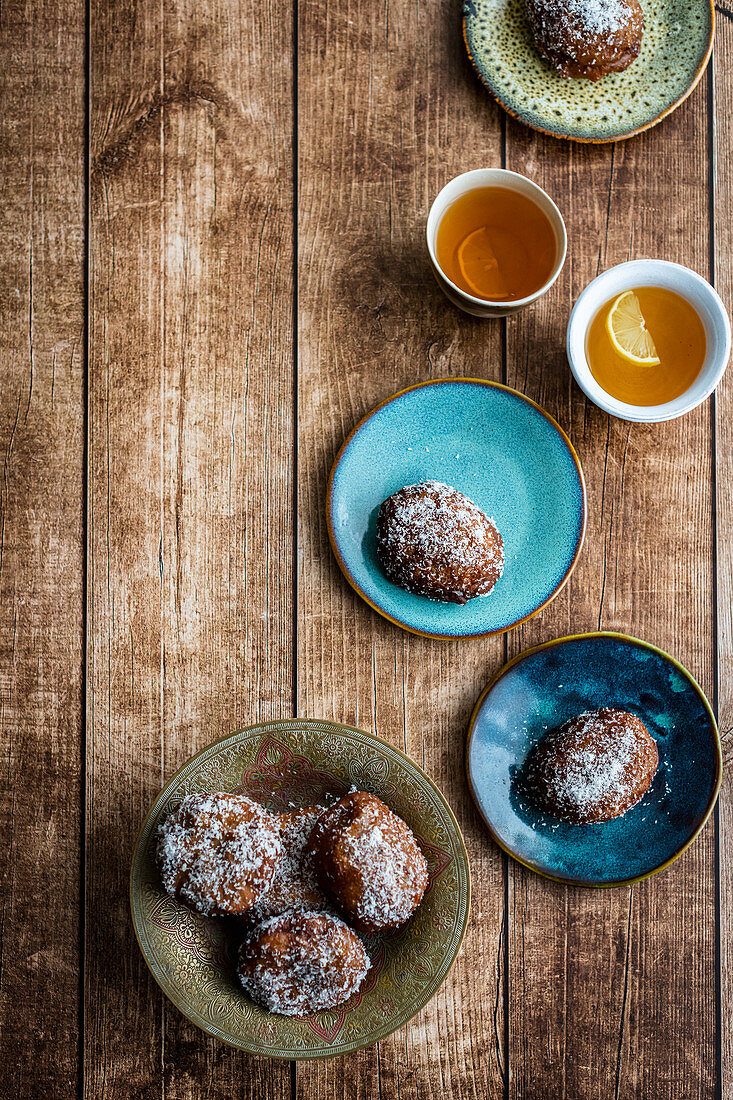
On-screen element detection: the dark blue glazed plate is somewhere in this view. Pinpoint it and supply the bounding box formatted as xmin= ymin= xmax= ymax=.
xmin=327 ymin=379 xmax=586 ymax=639
xmin=466 ymin=632 xmax=721 ymax=886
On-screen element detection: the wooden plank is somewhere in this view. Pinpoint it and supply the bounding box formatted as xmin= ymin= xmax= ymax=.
xmin=297 ymin=0 xmax=508 ymax=1096
xmin=86 ymin=0 xmax=294 ymax=1095
xmin=713 ymin=10 xmax=733 ymax=1095
xmin=0 ymin=0 xmax=86 ymax=1096
xmin=504 ymin=91 xmax=717 ymax=1098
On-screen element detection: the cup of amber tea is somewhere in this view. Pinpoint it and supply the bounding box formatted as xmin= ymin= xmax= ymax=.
xmin=567 ymin=259 xmax=730 ymax=422
xmin=426 ymin=169 xmax=567 ymax=318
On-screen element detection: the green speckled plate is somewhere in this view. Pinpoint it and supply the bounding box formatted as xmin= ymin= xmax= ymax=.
xmin=463 ymin=0 xmax=714 ymax=142
xmin=130 ymin=719 xmax=470 ymax=1059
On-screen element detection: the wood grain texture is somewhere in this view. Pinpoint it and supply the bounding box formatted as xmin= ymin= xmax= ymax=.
xmin=504 ymin=93 xmax=717 ymax=1099
xmin=297 ymin=0 xmax=510 ymax=1095
xmin=713 ymin=12 xmax=733 ymax=1096
xmin=0 ymin=0 xmax=86 ymax=1097
xmin=86 ymin=0 xmax=293 ymax=1096
xmin=0 ymin=0 xmax=726 ymax=1092
xmin=714 ymin=21 xmax=733 ymax=731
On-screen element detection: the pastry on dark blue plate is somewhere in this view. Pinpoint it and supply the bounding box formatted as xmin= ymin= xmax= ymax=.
xmin=524 ymin=707 xmax=659 ymax=823
xmin=466 ymin=632 xmax=721 ymax=886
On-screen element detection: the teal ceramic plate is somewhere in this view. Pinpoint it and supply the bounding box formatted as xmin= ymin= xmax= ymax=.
xmin=466 ymin=633 xmax=721 ymax=886
xmin=463 ymin=0 xmax=714 ymax=142
xmin=130 ymin=719 xmax=470 ymax=1058
xmin=327 ymin=379 xmax=586 ymax=639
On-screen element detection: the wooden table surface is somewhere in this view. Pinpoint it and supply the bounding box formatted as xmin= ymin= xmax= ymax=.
xmin=2 ymin=0 xmax=732 ymax=1095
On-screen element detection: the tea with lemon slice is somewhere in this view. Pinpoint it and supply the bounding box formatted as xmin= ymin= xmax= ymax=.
xmin=435 ymin=187 xmax=557 ymax=302
xmin=586 ymin=287 xmax=706 ymax=406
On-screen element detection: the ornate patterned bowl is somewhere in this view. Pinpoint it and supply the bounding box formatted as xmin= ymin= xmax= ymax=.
xmin=130 ymin=719 xmax=471 ymax=1058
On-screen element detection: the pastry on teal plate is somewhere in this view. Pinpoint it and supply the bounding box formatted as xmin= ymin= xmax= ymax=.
xmin=327 ymin=378 xmax=586 ymax=640
xmin=462 ymin=0 xmax=714 ymax=142
xmin=466 ymin=632 xmax=721 ymax=886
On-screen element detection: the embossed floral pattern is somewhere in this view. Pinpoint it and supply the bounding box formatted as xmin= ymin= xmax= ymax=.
xmin=131 ymin=720 xmax=470 ymax=1058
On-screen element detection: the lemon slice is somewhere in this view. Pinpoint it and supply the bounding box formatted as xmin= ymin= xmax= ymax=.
xmin=457 ymin=226 xmax=509 ymax=300
xmin=606 ymin=291 xmax=661 ymax=365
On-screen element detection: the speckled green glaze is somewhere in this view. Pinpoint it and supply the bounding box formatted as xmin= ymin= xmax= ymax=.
xmin=130 ymin=719 xmax=470 ymax=1059
xmin=463 ymin=0 xmax=714 ymax=142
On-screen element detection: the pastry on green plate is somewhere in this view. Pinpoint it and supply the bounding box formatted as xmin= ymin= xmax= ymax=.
xmin=462 ymin=0 xmax=714 ymax=141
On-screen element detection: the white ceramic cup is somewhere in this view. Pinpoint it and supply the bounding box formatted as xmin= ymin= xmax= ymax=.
xmin=426 ymin=168 xmax=567 ymax=319
xmin=567 ymin=259 xmax=731 ymax=423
